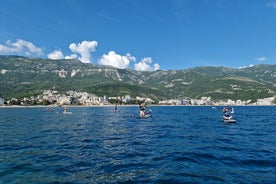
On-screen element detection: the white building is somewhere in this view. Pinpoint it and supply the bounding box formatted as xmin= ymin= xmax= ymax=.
xmin=0 ymin=98 xmax=4 ymax=105
xmin=124 ymin=95 xmax=131 ymax=103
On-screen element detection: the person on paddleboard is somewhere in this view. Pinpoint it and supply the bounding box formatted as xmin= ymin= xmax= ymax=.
xmin=63 ymin=106 xmax=68 ymax=113
xmin=139 ymin=102 xmax=147 ymax=117
xmin=222 ymin=107 xmax=234 ymax=120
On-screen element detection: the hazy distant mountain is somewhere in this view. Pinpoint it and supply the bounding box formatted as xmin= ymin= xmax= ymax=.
xmin=0 ymin=55 xmax=275 ymax=102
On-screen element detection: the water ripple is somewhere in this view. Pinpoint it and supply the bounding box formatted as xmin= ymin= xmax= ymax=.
xmin=0 ymin=106 xmax=275 ymax=183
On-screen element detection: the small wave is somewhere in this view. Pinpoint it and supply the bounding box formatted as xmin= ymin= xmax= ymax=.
xmin=174 ymin=156 xmax=199 ymax=163
xmin=239 ymin=159 xmax=276 ymax=167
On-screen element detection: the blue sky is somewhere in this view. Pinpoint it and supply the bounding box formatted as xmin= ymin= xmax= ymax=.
xmin=0 ymin=0 xmax=276 ymax=70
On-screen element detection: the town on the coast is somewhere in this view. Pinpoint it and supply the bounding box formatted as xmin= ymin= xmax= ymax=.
xmin=0 ymin=90 xmax=275 ymax=106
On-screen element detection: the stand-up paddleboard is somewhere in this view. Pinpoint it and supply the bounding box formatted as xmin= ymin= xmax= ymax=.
xmin=143 ymin=114 xmax=152 ymax=118
xmin=63 ymin=111 xmax=72 ymax=114
xmin=223 ymin=119 xmax=236 ymax=123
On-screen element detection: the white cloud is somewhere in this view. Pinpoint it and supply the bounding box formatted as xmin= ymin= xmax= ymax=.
xmin=68 ymin=40 xmax=98 ymax=63
xmin=0 ymin=39 xmax=43 ymax=56
xmin=65 ymin=54 xmax=78 ymax=60
xmin=134 ymin=57 xmax=160 ymax=71
xmin=153 ymin=63 xmax=160 ymax=70
xmin=238 ymin=66 xmax=246 ymax=69
xmin=1 ymin=39 xmax=160 ymax=71
xmin=126 ymin=53 xmax=136 ymax=62
xmin=256 ymin=56 xmax=266 ymax=62
xmin=266 ymin=2 xmax=276 ymax=9
xmin=239 ymin=64 xmax=254 ymax=69
xmin=99 ymin=51 xmax=132 ymax=69
xmin=48 ymin=50 xmax=64 ymax=60
xmin=134 ymin=57 xmax=152 ymax=71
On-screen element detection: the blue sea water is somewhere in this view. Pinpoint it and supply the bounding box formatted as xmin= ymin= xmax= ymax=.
xmin=0 ymin=106 xmax=275 ymax=184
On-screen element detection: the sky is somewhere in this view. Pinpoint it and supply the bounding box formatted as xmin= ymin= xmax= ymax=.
xmin=0 ymin=0 xmax=276 ymax=71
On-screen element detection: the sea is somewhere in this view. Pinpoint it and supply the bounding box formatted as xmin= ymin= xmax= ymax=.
xmin=0 ymin=106 xmax=275 ymax=184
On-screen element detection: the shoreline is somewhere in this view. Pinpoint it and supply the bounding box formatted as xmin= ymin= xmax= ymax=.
xmin=0 ymin=104 xmax=275 ymax=108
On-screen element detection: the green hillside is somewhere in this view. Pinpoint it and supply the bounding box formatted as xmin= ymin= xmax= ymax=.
xmin=0 ymin=55 xmax=275 ymax=103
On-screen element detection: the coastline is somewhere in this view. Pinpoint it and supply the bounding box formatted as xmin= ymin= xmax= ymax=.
xmin=1 ymin=104 xmax=275 ymax=108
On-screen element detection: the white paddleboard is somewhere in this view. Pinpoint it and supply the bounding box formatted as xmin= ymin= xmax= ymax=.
xmin=223 ymin=119 xmax=236 ymax=123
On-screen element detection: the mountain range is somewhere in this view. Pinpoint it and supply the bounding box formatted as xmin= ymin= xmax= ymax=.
xmin=0 ymin=55 xmax=275 ymax=103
